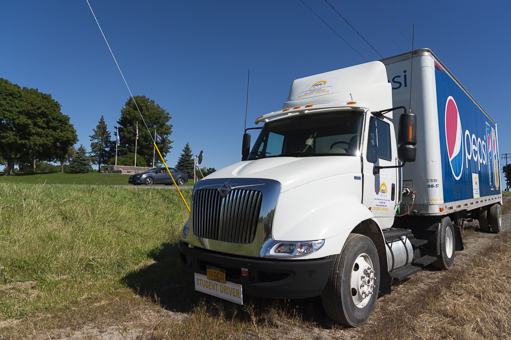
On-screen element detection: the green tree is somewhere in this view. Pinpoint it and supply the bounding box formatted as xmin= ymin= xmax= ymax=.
xmin=69 ymin=145 xmax=91 ymax=173
xmin=90 ymin=115 xmax=114 ymax=171
xmin=108 ymin=153 xmax=148 ymax=167
xmin=176 ymin=143 xmax=194 ymax=176
xmin=117 ymin=96 xmax=173 ymax=166
xmin=197 ymin=167 xmax=217 ymax=180
xmin=0 ymin=78 xmax=77 ymax=175
xmin=58 ymin=145 xmax=76 ymax=172
xmin=503 ymin=164 xmax=511 ymax=191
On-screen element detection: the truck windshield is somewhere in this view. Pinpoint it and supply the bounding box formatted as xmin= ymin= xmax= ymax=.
xmin=248 ymin=110 xmax=364 ymax=159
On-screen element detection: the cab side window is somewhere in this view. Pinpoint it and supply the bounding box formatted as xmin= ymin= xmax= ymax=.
xmin=377 ymin=120 xmax=391 ymax=161
xmin=366 ymin=118 xmax=392 ymax=163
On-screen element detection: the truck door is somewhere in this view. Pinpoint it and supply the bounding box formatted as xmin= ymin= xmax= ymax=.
xmin=364 ymin=116 xmax=398 ymax=229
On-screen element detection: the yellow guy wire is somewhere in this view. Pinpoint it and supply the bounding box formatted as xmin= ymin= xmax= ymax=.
xmin=154 ymin=143 xmax=190 ymax=212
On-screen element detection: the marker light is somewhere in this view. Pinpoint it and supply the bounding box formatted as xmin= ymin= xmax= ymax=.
xmin=293 ymin=106 xmax=301 ymax=109
xmin=347 ymin=102 xmax=356 ymax=105
xmin=305 ymin=104 xmax=313 ymax=108
xmin=283 ymin=108 xmax=290 ymax=112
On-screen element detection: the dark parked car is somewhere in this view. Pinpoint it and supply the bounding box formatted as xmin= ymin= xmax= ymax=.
xmin=129 ymin=167 xmax=188 ymax=186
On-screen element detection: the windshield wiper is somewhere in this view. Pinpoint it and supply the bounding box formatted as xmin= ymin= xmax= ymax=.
xmin=282 ymin=151 xmax=317 ymax=157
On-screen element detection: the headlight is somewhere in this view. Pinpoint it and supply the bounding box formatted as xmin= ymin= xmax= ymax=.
xmin=182 ymin=220 xmax=190 ymax=238
xmin=265 ymin=240 xmax=325 ymax=257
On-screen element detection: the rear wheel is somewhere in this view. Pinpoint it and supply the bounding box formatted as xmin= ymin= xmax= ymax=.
xmin=479 ymin=208 xmax=490 ymax=232
xmin=321 ymin=234 xmax=380 ymax=327
xmin=177 ymin=177 xmax=185 ymax=186
xmin=432 ymin=217 xmax=455 ymax=270
xmin=489 ymin=204 xmax=502 ymax=233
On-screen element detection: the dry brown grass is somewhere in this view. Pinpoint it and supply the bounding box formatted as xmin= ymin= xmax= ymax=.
xmin=352 ymin=217 xmax=511 ymax=339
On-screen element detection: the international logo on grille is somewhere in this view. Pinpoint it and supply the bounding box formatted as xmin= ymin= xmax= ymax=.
xmin=445 ymin=96 xmax=463 ymax=180
xmin=219 ymin=183 xmax=230 ymax=197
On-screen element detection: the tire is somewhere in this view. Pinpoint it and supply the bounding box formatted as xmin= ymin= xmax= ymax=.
xmin=321 ymin=234 xmax=380 ymax=327
xmin=479 ymin=208 xmax=490 ymax=232
xmin=177 ymin=177 xmax=185 ymax=186
xmin=145 ymin=177 xmax=154 ymax=186
xmin=489 ymin=204 xmax=502 ymax=233
xmin=432 ymin=217 xmax=455 ymax=270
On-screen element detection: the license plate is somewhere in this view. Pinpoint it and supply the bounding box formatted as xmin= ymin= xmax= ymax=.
xmin=194 ymin=273 xmax=243 ymax=305
xmin=207 ymin=266 xmax=226 ymax=283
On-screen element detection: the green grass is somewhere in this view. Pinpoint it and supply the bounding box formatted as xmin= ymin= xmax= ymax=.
xmin=0 ymin=182 xmax=192 ymax=321
xmin=0 ymin=172 xmax=132 ymax=185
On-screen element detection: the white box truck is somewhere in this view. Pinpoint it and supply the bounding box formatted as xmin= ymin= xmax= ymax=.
xmin=179 ymin=48 xmax=502 ymax=326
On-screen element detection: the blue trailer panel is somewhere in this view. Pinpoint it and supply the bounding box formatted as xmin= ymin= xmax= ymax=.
xmin=435 ymin=65 xmax=500 ymax=203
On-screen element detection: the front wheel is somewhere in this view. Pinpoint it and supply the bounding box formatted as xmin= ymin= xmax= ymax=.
xmin=321 ymin=234 xmax=380 ymax=327
xmin=145 ymin=177 xmax=154 ymax=186
xmin=432 ymin=217 xmax=455 ymax=270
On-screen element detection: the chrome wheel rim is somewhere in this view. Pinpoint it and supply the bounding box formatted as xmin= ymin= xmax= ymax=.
xmin=350 ymin=253 xmax=376 ymax=308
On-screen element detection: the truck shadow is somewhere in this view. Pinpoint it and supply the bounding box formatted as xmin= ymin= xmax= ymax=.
xmin=121 ymin=241 xmax=339 ymax=329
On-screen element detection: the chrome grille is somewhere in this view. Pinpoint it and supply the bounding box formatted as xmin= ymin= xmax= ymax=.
xmin=193 ymin=188 xmax=263 ymax=244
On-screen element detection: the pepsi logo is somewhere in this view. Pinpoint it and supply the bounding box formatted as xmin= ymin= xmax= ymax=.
xmin=445 ymin=96 xmax=463 ymax=180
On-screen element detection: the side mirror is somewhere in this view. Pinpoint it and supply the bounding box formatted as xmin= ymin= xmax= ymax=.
xmin=242 ymin=133 xmax=251 ymax=161
xmin=198 ymin=150 xmax=203 ymax=165
xmin=398 ymin=113 xmax=417 ymax=162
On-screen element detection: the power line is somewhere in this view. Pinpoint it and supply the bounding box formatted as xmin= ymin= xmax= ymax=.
xmin=356 ymin=0 xmax=404 ymax=52
xmin=331 ymin=0 xmax=387 ymax=58
xmin=375 ymin=0 xmax=412 ymax=46
xmin=85 ymin=0 xmax=153 ymax=144
xmin=325 ymin=0 xmax=383 ymax=58
xmin=299 ymin=0 xmax=368 ymax=62
xmin=86 ymin=0 xmax=190 ymax=211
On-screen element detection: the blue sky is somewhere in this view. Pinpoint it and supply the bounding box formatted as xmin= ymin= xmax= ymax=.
xmin=1 ymin=1 xmax=510 ymax=171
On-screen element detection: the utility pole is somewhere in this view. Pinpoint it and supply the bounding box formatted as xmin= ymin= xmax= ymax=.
xmin=502 ymin=153 xmax=511 ymax=167
xmin=153 ymin=128 xmax=156 ymax=167
xmin=134 ymin=121 xmax=138 ymax=167
xmin=115 ymin=126 xmax=119 ymax=167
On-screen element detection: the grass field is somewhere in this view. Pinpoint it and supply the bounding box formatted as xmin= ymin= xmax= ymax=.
xmin=0 ymin=183 xmax=192 ymax=332
xmin=0 ymin=171 xmax=195 ymax=186
xmin=1 ymin=177 xmax=510 ymax=339
xmin=0 ymin=172 xmax=132 ymax=185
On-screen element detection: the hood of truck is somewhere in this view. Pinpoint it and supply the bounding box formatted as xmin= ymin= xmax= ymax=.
xmin=205 ymin=156 xmax=360 ymax=192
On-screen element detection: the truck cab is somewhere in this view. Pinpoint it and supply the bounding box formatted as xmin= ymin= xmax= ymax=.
xmin=180 ymin=60 xmax=423 ymax=327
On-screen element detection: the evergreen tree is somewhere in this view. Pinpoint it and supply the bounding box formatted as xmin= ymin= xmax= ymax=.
xmin=117 ymin=95 xmax=173 ymax=165
xmin=89 ymin=115 xmax=113 ymax=171
xmin=176 ymin=143 xmax=194 ymax=176
xmin=69 ymin=145 xmax=92 ymax=173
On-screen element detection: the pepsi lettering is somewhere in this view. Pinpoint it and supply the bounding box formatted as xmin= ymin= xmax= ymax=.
xmin=390 ymin=70 xmax=407 ymax=90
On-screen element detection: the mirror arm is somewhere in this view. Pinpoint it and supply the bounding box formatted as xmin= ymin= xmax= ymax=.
xmin=373 ymin=162 xmax=406 ymax=175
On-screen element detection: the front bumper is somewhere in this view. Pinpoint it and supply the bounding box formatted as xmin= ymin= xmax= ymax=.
xmin=129 ymin=177 xmax=143 ymax=184
xmin=179 ymin=241 xmax=334 ymax=299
